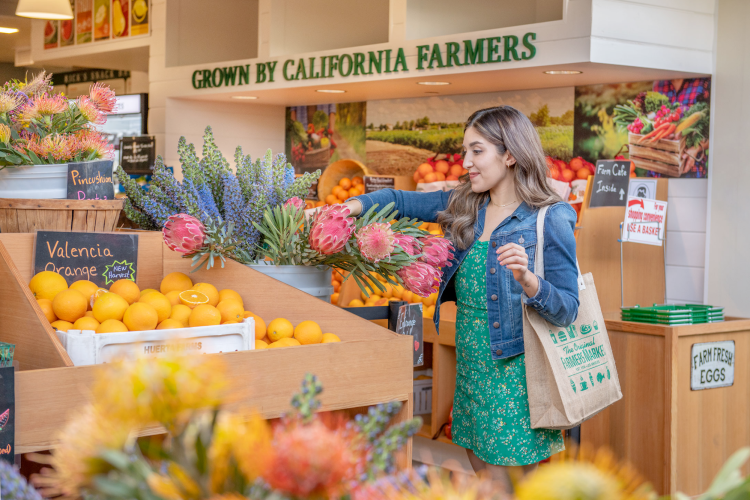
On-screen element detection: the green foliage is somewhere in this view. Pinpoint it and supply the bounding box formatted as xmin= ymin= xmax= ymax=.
xmin=537 ymin=125 xmax=574 ymax=161
xmin=644 ymin=91 xmax=670 ymax=113
xmin=367 ymin=127 xmax=463 ymax=154
xmin=312 ymin=110 xmax=329 ymax=131
xmin=683 ymin=102 xmax=710 ymax=149
xmin=530 ymin=104 xmax=551 ymax=127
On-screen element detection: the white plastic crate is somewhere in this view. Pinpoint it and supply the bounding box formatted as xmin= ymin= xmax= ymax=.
xmin=413 ymin=368 xmax=433 ymax=415
xmin=56 ymin=318 xmax=256 ymax=366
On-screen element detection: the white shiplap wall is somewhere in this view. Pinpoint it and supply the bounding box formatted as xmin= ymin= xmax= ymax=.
xmin=666 ymin=179 xmax=708 ymax=305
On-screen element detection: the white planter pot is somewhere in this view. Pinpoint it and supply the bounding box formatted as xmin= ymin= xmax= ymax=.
xmin=247 ymin=264 xmax=334 ymax=302
xmin=0 ymin=163 xmax=69 ymax=199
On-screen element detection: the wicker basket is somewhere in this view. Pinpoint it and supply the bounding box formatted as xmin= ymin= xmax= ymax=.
xmin=297 ymin=145 xmax=331 ymax=173
xmin=0 ymin=198 xmax=124 ymax=233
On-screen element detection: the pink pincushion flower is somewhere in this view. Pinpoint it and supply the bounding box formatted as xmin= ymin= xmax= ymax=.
xmin=75 ymin=128 xmax=114 ymax=159
xmin=163 ymin=214 xmax=206 ymax=254
xmin=419 ymin=235 xmax=455 ymax=268
xmin=25 ymin=93 xmax=67 ymax=118
xmin=77 ymin=96 xmax=105 ymax=125
xmin=356 ymin=222 xmax=395 ymax=263
xmin=394 ymin=233 xmax=420 ymax=256
xmin=27 ymin=134 xmax=74 ymax=161
xmin=397 ymin=261 xmax=441 ymax=298
xmin=284 ymin=197 xmax=305 ymax=210
xmin=89 ymin=82 xmax=116 ymax=113
xmin=309 ymin=204 xmax=355 ymax=255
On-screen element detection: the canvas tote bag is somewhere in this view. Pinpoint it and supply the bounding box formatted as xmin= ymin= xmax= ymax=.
xmin=523 ymin=206 xmax=622 ymax=430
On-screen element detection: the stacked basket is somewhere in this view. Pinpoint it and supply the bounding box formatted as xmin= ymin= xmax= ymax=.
xmin=621 ymin=304 xmax=724 ymax=325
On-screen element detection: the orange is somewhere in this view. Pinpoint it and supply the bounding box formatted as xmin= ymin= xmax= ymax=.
xmin=191 ymin=283 xmax=219 ymax=306
xmin=352 ymin=176 xmax=363 ymax=186
xmin=434 ymin=172 xmax=446 ymax=181
xmin=325 ymin=194 xmax=339 ymax=205
xmin=90 ymin=288 xmax=109 ymax=308
xmin=37 ymin=298 xmax=57 ymax=323
xmin=138 ymin=292 xmax=172 ymax=324
xmin=268 ymin=338 xmax=301 ymax=349
xmin=423 ymin=172 xmax=437 ymax=183
xmin=109 ymin=279 xmax=140 ymax=305
xmin=52 ymin=289 xmax=88 ymax=323
xmin=96 ymin=319 xmax=128 ymax=334
xmin=391 ymin=284 xmax=404 ymax=299
xmin=70 ymin=280 xmax=98 ymax=309
xmin=332 ymin=185 xmax=344 ymax=197
xmin=348 ymin=187 xmax=360 ymax=198
xmin=218 ymin=289 xmax=244 ymax=307
xmin=414 ymin=170 xmax=422 ymax=183
xmin=160 ymin=272 xmax=193 ymax=294
xmin=380 ymin=283 xmax=394 ymax=298
xmin=93 ymin=292 xmax=129 ymax=322
xmin=255 ymin=339 xmax=269 ymax=349
xmin=348 ymin=299 xmax=364 ymax=307
xmin=450 ymin=164 xmax=464 ymax=177
xmin=29 ymin=271 xmax=68 ymax=301
xmin=51 ymin=320 xmax=74 ymax=332
xmin=217 ymin=300 xmax=244 ymax=324
xmin=123 ymin=302 xmax=159 ymax=331
xmin=423 ymin=305 xmax=436 ymax=319
xmin=332 ymin=281 xmax=340 ymax=293
xmin=417 ymin=163 xmax=433 ymax=177
xmin=157 ymin=318 xmax=185 ymax=330
xmin=294 ymin=320 xmax=323 ymax=345
xmin=435 ymin=160 xmax=450 ymax=174
xmin=400 ymin=290 xmax=413 ymax=303
xmin=338 ymin=177 xmax=352 ymax=190
xmin=179 ymin=290 xmax=209 ymax=309
xmin=321 ymin=333 xmax=341 ymax=343
xmin=140 ymin=288 xmax=158 ymax=296
xmin=315 ymin=200 xmax=326 ymax=207
xmin=267 ymin=318 xmax=294 ymax=342
xmin=373 ymin=298 xmax=389 ymax=306
xmin=244 ymin=311 xmax=266 ymax=340
xmin=577 ymin=168 xmax=590 ymax=180
xmin=84 ymin=311 xmax=95 ymax=318
xmin=165 ymin=290 xmax=182 ymax=306
xmin=72 ymin=316 xmax=100 ymax=331
xmin=189 ymin=304 xmax=221 ymax=327
xmin=222 ymin=320 xmax=239 ymax=325
xmin=169 ymin=304 xmax=192 ymax=327
xmin=330 ymin=292 xmax=340 ymax=304
xmin=336 ymin=189 xmax=349 ymax=202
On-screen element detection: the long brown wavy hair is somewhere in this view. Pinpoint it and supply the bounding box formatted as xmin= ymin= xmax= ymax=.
xmin=437 ymin=106 xmax=561 ymax=250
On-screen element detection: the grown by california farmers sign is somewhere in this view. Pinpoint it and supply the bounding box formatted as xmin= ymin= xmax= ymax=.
xmin=191 ymin=33 xmax=538 ymax=89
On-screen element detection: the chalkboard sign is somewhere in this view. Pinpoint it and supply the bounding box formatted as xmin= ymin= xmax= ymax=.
xmin=67 ymin=160 xmax=115 ymax=200
xmin=390 ymin=302 xmax=424 ymax=367
xmin=33 ymin=231 xmax=139 ymax=287
xmin=589 ymin=160 xmax=632 ymax=208
xmin=0 ymin=366 xmax=14 ymax=464
xmin=364 ymin=175 xmax=395 ymax=194
xmin=120 ymin=136 xmax=156 ymax=175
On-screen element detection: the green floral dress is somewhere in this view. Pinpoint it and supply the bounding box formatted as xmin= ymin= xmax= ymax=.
xmin=451 ymin=240 xmax=564 ymax=466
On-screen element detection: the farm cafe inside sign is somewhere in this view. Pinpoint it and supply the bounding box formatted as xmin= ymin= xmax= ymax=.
xmin=192 ymin=34 xmax=538 ymax=89
xmin=622 ymin=197 xmax=667 ymax=246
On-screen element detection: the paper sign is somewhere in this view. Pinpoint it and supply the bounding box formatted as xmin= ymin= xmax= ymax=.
xmin=67 ymin=160 xmax=115 ymax=200
xmin=364 ymin=175 xmax=395 ymax=194
xmin=390 ymin=303 xmax=423 ymax=367
xmin=691 ymin=341 xmax=734 ymax=390
xmin=120 ymin=136 xmax=155 ymax=175
xmin=628 ymin=179 xmax=657 ymax=200
xmin=622 ymin=197 xmax=667 ymax=246
xmin=0 ymin=367 xmax=14 ymax=464
xmin=589 ymin=160 xmax=631 ymax=208
xmin=34 ymin=231 xmax=139 ymax=287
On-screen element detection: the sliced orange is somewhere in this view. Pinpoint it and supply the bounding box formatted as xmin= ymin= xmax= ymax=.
xmin=179 ymin=290 xmax=210 ymax=309
xmin=90 ymin=288 xmax=109 ymax=309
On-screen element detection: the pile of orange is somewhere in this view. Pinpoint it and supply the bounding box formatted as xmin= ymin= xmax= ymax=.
xmin=414 ymin=157 xmax=468 ymax=184
xmin=321 ymin=176 xmax=365 ymax=207
xmin=330 ymin=269 xmax=347 ymax=305
xmin=255 ymin=318 xmax=341 ymax=350
xmin=345 ymin=273 xmax=438 ymax=319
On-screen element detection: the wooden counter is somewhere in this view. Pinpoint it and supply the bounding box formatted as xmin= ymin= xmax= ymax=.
xmin=582 ymin=318 xmax=750 ymax=496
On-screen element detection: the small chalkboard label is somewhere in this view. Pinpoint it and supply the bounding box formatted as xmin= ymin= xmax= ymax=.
xmin=391 ymin=303 xmax=424 ymax=367
xmin=33 ymin=231 xmax=139 ymax=287
xmin=66 ymin=160 xmax=115 ymax=200
xmin=307 ymin=180 xmax=319 ymax=201
xmin=0 ymin=366 xmax=14 ymax=464
xmin=120 ymin=136 xmax=156 ymax=175
xmin=364 ymin=175 xmax=395 ymax=194
xmin=589 ymin=160 xmax=632 ymax=208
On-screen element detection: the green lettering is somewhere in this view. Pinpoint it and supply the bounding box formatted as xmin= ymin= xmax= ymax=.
xmin=487 ymin=37 xmax=502 ymax=63
xmin=191 ymin=70 xmax=202 ymax=89
xmin=384 ymin=49 xmax=392 ymax=73
xmin=309 ymin=57 xmax=320 ymax=78
xmin=238 ymin=64 xmax=250 ymax=85
xmin=428 ymin=43 xmax=445 ymax=68
xmin=222 ymin=66 xmax=238 ymax=86
xmin=522 ymin=32 xmax=537 ymax=60
xmin=328 ymin=55 xmax=339 ymax=77
xmin=393 ymin=48 xmax=408 ymax=72
xmin=353 ymin=52 xmax=367 ymax=75
xmin=211 ymin=68 xmax=223 ymax=87
xmin=255 ymin=62 xmax=267 ymax=83
xmin=464 ymin=38 xmax=486 ymax=65
xmin=368 ymin=50 xmax=383 ymax=74
xmin=339 ymin=54 xmax=353 ymax=76
xmin=202 ymin=69 xmax=212 ymax=88
xmin=266 ymin=61 xmax=277 ymax=82
xmin=416 ymin=45 xmax=430 ymax=69
xmin=295 ymin=58 xmax=308 ymax=80
xmin=504 ymin=35 xmax=520 ymax=61
xmin=445 ymin=42 xmax=463 ymax=67
xmin=283 ymin=59 xmax=296 ymax=80
xmin=320 ymin=56 xmax=327 ymax=77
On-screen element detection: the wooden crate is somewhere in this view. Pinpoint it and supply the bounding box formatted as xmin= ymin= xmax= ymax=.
xmin=0 ymin=199 xmax=124 ymax=233
xmin=0 ymin=232 xmax=413 ymax=457
xmin=628 ymin=132 xmax=686 ymax=177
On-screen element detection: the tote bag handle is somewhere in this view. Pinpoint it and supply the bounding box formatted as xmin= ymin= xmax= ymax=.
xmin=534 ymin=205 xmax=586 ymax=291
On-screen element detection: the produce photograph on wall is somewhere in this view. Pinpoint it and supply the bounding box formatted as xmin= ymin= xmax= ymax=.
xmin=574 ymin=77 xmax=711 ymax=178
xmin=285 ymin=102 xmax=366 ymax=174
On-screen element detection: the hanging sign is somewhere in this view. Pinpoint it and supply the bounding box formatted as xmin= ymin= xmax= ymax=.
xmin=389 ymin=302 xmax=424 ymax=367
xmin=66 ymin=160 xmax=115 ymax=200
xmin=622 ymin=197 xmax=667 ymax=246
xmin=33 ymin=231 xmax=139 ymax=287
xmin=0 ymin=366 xmax=14 ymax=464
xmin=691 ymin=341 xmax=735 ymax=390
xmin=589 ymin=160 xmax=631 ymax=208
xmin=120 ymin=136 xmax=156 ymax=175
xmin=628 ymin=178 xmax=657 ymax=200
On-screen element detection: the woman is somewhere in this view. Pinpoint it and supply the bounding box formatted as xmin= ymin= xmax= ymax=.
xmin=339 ymin=106 xmax=580 ymax=489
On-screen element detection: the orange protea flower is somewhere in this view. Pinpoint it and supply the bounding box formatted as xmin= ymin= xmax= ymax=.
xmin=27 ymin=134 xmax=75 ymax=161
xmin=75 ymin=128 xmax=114 ymax=159
xmin=76 ymin=95 xmax=105 ymax=124
xmin=88 ymin=82 xmax=116 ymax=113
xmin=25 ymin=93 xmax=67 ymax=118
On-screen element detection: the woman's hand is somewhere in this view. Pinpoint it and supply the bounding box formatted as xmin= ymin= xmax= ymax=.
xmin=304 ymin=199 xmax=363 ymax=221
xmin=496 ymin=243 xmax=540 ymax=297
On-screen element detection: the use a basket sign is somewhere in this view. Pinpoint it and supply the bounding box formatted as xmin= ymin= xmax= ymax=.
xmin=33 ymin=231 xmax=139 ymax=288
xmin=622 ymin=197 xmax=668 ymax=247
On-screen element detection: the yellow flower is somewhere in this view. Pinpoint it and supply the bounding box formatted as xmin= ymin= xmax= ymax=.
xmin=0 ymin=124 xmax=10 ymax=143
xmin=209 ymin=410 xmax=272 ymax=492
xmin=166 ymin=462 xmax=202 ymax=499
xmin=147 ymin=473 xmax=185 ymax=500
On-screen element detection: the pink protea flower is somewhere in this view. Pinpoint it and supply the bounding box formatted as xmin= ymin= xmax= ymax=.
xmin=309 ymin=204 xmax=355 ymax=255
xmin=0 ymin=92 xmax=23 ymax=114
xmin=394 ymin=233 xmax=420 ymax=256
xmin=356 ymin=222 xmax=395 ymax=263
xmin=284 ymin=196 xmax=305 ymax=210
xmin=89 ymin=82 xmax=116 ymax=113
xmin=76 ymin=96 xmax=105 ymax=124
xmin=419 ymin=235 xmax=455 ymax=268
xmin=163 ymin=214 xmax=206 ymax=254
xmin=397 ymin=261 xmax=441 ymax=298
xmin=27 ymin=134 xmax=74 ymax=161
xmin=25 ymin=93 xmax=67 ymax=119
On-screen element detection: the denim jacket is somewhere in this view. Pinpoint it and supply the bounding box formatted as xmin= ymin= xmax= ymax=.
xmin=355 ymin=189 xmax=580 ymax=361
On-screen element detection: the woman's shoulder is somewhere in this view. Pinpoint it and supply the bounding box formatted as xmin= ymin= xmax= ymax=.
xmin=542 ymin=201 xmax=577 ymax=230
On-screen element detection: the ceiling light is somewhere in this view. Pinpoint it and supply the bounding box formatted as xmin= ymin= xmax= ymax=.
xmin=15 ymin=0 xmax=73 ymax=19
xmin=0 ymin=27 xmax=20 ymax=34
xmin=316 ymin=89 xmax=346 ymax=94
xmin=543 ymin=70 xmax=582 ymax=75
xmin=417 ymin=81 xmax=450 ymax=86
xmin=231 ymin=96 xmax=258 ymax=100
